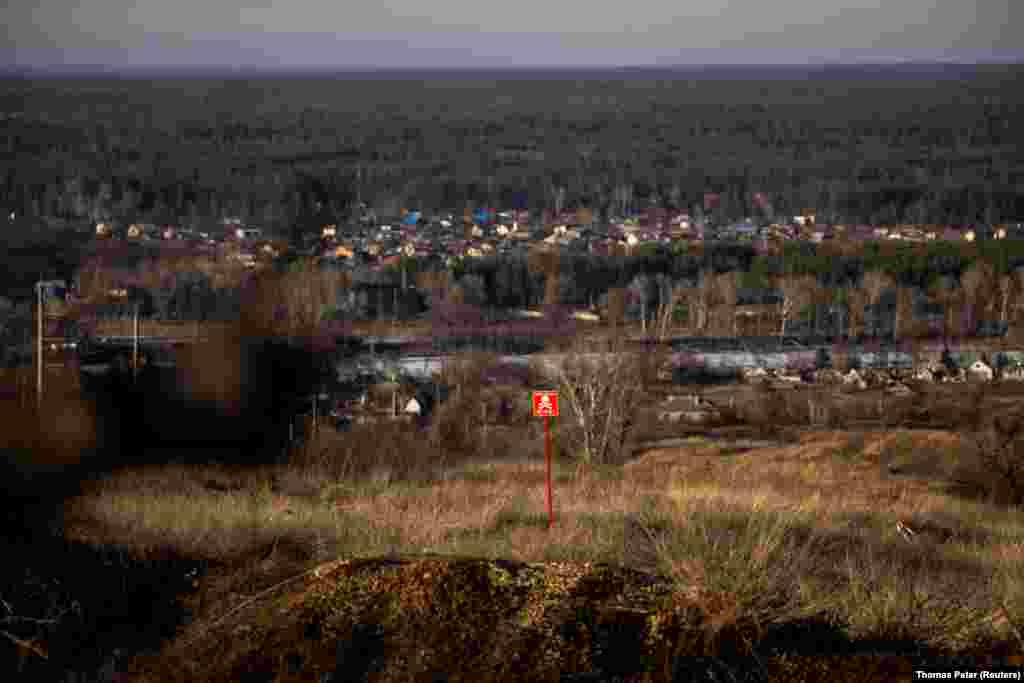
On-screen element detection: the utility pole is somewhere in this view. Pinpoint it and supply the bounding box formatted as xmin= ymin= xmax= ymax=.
xmin=481 ymin=402 xmax=487 ymax=449
xmin=36 ymin=282 xmax=43 ymax=411
xmin=132 ymin=302 xmax=139 ymax=384
xmin=641 ymin=296 xmax=646 ymax=337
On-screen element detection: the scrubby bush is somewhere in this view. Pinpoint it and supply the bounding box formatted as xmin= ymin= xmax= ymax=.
xmin=548 ymin=343 xmax=663 ymax=465
xmin=951 ymin=409 xmax=1024 ymax=506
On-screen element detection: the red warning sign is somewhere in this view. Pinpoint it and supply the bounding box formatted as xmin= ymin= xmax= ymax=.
xmin=532 ymin=391 xmax=559 ymax=417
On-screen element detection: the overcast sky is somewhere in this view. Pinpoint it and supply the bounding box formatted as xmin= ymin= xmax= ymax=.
xmin=2 ymin=0 xmax=1021 ymax=70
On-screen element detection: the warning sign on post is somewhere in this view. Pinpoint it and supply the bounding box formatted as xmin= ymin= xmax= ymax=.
xmin=532 ymin=391 xmax=559 ymax=417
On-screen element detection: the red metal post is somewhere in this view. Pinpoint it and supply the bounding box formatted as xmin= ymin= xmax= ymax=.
xmin=545 ymin=414 xmax=553 ymax=529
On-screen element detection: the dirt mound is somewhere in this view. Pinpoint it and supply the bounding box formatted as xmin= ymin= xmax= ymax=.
xmin=127 ymin=555 xmax=703 ymax=682
xmin=119 ymin=552 xmax=1023 ymax=682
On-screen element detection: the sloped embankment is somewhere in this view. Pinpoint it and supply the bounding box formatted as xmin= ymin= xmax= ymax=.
xmin=131 ymin=556 xmax=694 ymax=681
xmin=123 ymin=554 xmax=968 ymax=683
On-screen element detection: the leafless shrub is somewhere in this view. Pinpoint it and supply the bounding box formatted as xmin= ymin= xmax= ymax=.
xmin=772 ymin=273 xmax=820 ymax=337
xmin=424 ymin=353 xmax=540 ymax=461
xmin=953 ymin=408 xmax=1024 ymax=506
xmin=742 ymin=382 xmax=818 ymax=432
xmin=548 ymin=341 xmax=659 ymax=465
xmin=427 ymin=389 xmax=484 ymax=458
xmin=294 ymin=421 xmax=442 ymax=484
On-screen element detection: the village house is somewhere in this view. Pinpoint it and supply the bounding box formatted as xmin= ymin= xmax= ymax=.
xmin=937 ymin=227 xmax=961 ymax=242
xmin=1001 ymin=366 xmax=1024 ymax=381
xmin=844 ymin=369 xmax=869 ymax=390
xmin=235 ymin=227 xmax=263 ymax=241
xmin=323 ymin=243 xmax=351 ymax=260
xmin=670 ymin=211 xmax=691 ymax=228
xmin=404 ymin=396 xmax=423 ymax=416
xmin=968 ymin=360 xmax=994 ymax=382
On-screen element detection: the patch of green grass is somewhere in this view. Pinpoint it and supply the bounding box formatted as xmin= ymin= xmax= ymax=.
xmin=833 ymin=432 xmax=868 ymax=462
xmin=543 ymin=512 xmax=629 ymax=565
xmin=643 ymin=495 xmax=1010 ymax=654
xmin=490 ymin=503 xmax=551 ymax=534
xmin=587 ymin=463 xmax=627 ymax=482
xmin=443 ymin=497 xmax=550 ymax=549
xmin=832 ymin=552 xmax=994 ymax=652
xmin=882 ymin=433 xmax=918 ymax=470
xmin=650 ymin=504 xmax=816 ymax=625
xmin=457 ymin=463 xmax=500 ymax=483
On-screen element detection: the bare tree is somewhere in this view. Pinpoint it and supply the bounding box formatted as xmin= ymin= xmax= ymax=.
xmin=773 ymin=274 xmax=818 ymax=337
xmin=844 ymin=285 xmax=869 ymax=341
xmin=527 ymin=248 xmax=561 ymax=306
xmin=928 ymin=275 xmax=961 ymax=346
xmin=547 ymin=341 xmax=656 ymax=465
xmin=860 ymin=270 xmax=896 ymax=338
xmin=961 ymin=261 xmax=995 ymax=338
xmin=244 ymin=259 xmax=351 ymax=339
xmin=710 ymin=271 xmax=739 ymax=336
xmin=544 ymin=272 xmax=562 ymax=307
xmin=688 ymin=269 xmax=717 ymax=336
xmin=603 ymin=287 xmax=628 ymax=330
xmin=654 ymin=280 xmax=689 ymax=342
xmin=1002 ymin=269 xmax=1024 ymax=343
xmin=861 ymin=270 xmax=895 ymax=309
xmin=893 ymin=285 xmax=916 ymax=341
xmin=997 ymin=271 xmax=1018 ymax=328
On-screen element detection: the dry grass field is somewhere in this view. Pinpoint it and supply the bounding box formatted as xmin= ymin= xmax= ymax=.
xmin=49 ymin=417 xmax=1024 ymax=680
xmin=6 ymin=345 xmax=1024 ymax=680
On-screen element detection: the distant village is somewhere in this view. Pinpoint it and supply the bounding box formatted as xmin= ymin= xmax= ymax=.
xmin=4 ymin=199 xmax=1023 ymax=348
xmin=75 ymin=205 xmax=1024 ymax=277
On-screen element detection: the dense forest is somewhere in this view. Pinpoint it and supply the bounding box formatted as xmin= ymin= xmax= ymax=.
xmin=1 ymin=64 xmax=1022 ymax=233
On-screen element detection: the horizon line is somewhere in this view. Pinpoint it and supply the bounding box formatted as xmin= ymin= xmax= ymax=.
xmin=4 ymin=58 xmax=1023 ymax=78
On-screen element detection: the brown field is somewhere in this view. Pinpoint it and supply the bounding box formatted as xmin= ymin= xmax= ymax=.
xmin=6 ymin=350 xmax=1024 ymax=680
xmin=43 ymin=387 xmax=1024 ymax=678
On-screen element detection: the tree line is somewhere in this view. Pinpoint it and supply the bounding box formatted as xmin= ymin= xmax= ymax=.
xmin=44 ymin=236 xmax=1024 ymax=348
